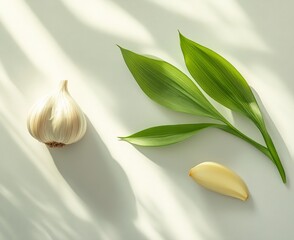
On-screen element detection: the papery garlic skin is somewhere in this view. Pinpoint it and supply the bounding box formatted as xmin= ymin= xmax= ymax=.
xmin=27 ymin=80 xmax=87 ymax=147
xmin=189 ymin=162 xmax=249 ymax=201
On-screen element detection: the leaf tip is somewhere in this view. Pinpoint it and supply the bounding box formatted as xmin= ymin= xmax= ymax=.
xmin=118 ymin=136 xmax=132 ymax=144
xmin=178 ymin=31 xmax=183 ymax=40
xmin=117 ymin=45 xmax=131 ymax=56
xmin=282 ymin=175 xmax=287 ymax=184
xmin=178 ymin=32 xmax=190 ymax=50
xmin=178 ymin=31 xmax=186 ymax=41
xmin=117 ymin=46 xmax=138 ymax=60
xmin=116 ymin=44 xmax=125 ymax=51
xmin=118 ymin=136 xmax=125 ymax=141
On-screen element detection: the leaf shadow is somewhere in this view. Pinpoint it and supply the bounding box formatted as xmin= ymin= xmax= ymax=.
xmin=252 ymin=88 xmax=294 ymax=187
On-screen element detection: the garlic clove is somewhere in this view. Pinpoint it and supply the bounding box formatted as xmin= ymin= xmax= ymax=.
xmin=189 ymin=162 xmax=249 ymax=201
xmin=27 ymin=80 xmax=87 ymax=147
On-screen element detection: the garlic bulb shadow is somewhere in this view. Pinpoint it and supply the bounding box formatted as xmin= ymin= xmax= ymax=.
xmin=49 ymin=119 xmax=146 ymax=239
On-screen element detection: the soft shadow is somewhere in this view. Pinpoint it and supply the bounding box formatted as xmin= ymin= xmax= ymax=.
xmin=252 ymin=88 xmax=294 ymax=187
xmin=49 ymin=118 xmax=147 ymax=240
xmin=0 ymin=115 xmax=97 ymax=240
xmin=0 ymin=23 xmax=45 ymax=97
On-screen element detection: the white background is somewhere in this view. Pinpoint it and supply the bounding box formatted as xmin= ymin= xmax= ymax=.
xmin=1 ymin=0 xmax=294 ymax=239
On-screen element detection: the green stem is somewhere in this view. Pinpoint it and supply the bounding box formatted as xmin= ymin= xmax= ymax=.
xmin=213 ymin=111 xmax=286 ymax=183
xmin=260 ymin=128 xmax=286 ymax=183
xmin=215 ymin=122 xmax=272 ymax=160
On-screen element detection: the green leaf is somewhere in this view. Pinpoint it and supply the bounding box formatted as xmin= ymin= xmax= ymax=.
xmin=179 ymin=33 xmax=263 ymax=125
xmin=119 ymin=46 xmax=223 ymax=120
xmin=179 ymin=33 xmax=286 ymax=182
xmin=120 ymin=123 xmax=217 ymax=146
xmin=120 ymin=123 xmax=269 ymax=157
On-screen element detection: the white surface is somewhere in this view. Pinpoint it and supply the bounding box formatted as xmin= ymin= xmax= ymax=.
xmin=1 ymin=0 xmax=294 ymax=239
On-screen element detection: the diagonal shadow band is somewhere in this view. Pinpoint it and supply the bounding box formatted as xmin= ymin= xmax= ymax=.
xmin=49 ymin=118 xmax=147 ymax=240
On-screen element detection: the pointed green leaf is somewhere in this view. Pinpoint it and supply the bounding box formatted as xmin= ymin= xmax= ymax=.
xmin=120 ymin=123 xmax=217 ymax=146
xmin=120 ymin=123 xmax=269 ymax=156
xmin=179 ymin=33 xmax=263 ymax=125
xmin=119 ymin=47 xmax=223 ymax=120
xmin=179 ymin=34 xmax=286 ymax=182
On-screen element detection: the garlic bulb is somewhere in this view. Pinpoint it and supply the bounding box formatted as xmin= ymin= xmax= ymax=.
xmin=27 ymin=80 xmax=87 ymax=147
xmin=189 ymin=162 xmax=249 ymax=201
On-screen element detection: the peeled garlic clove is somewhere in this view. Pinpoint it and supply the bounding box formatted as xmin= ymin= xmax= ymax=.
xmin=27 ymin=80 xmax=87 ymax=147
xmin=189 ymin=162 xmax=249 ymax=201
